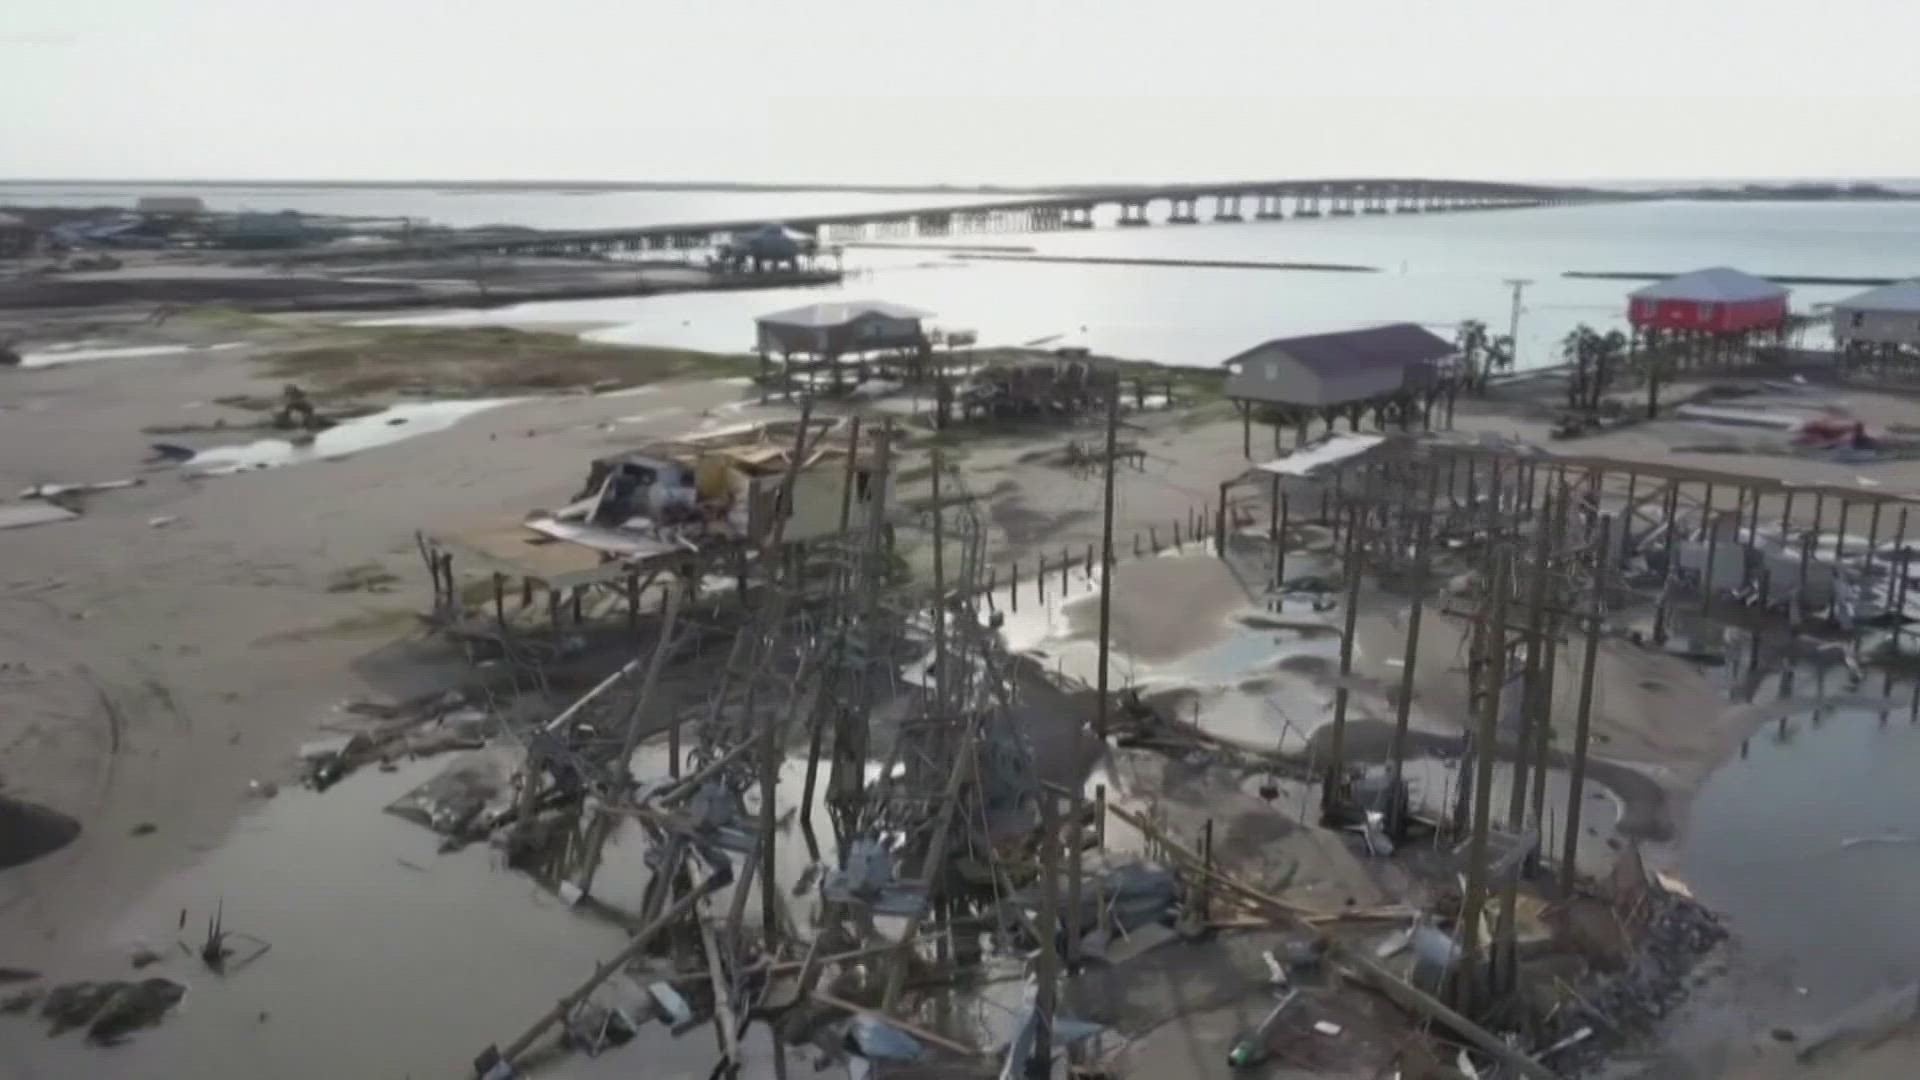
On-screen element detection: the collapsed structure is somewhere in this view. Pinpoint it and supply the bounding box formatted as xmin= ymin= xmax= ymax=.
xmin=381 ymin=352 xmax=1920 ymax=1080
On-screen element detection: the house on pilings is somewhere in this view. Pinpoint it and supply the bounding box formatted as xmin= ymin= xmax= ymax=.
xmin=1220 ymin=323 xmax=1459 ymax=457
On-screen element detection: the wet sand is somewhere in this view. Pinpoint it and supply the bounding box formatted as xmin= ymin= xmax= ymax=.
xmin=10 ymin=327 xmax=1920 ymax=1074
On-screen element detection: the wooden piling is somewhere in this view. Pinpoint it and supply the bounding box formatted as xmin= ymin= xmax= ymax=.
xmin=1030 ymin=792 xmax=1060 ymax=1076
xmin=1562 ymin=518 xmax=1611 ymax=897
xmin=1322 ymin=506 xmax=1364 ymax=816
xmin=1510 ymin=492 xmax=1555 ymax=830
xmin=1835 ymin=500 xmax=1850 ymax=568
xmin=1387 ymin=482 xmax=1432 ymax=836
xmin=1457 ymin=554 xmax=1511 ymax=1014
xmin=1701 ymin=483 xmax=1719 ymax=613
xmin=493 ymin=573 xmax=507 ymax=631
xmin=1529 ymin=491 xmax=1569 ymax=830
xmin=1095 ymin=783 xmax=1107 ymax=847
xmin=1619 ymin=473 xmax=1637 ymax=562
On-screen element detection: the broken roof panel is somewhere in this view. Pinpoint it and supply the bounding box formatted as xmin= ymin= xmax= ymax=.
xmin=1629 ymin=266 xmax=1788 ymax=303
xmin=1254 ymin=433 xmax=1392 ymax=478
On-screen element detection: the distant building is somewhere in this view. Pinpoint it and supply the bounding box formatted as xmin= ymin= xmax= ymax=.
xmin=1627 ymin=267 xmax=1788 ymax=333
xmin=1832 ymin=280 xmax=1920 ymax=349
xmin=0 ymin=212 xmax=36 ymax=257
xmin=754 ymin=300 xmax=932 ymax=397
xmin=135 ymin=195 xmax=207 ymax=217
xmin=213 ymin=211 xmax=319 ymax=249
xmin=755 ymin=300 xmax=930 ymax=360
xmin=1223 ymin=323 xmax=1455 ymax=408
xmin=1221 ymin=323 xmax=1457 ymax=454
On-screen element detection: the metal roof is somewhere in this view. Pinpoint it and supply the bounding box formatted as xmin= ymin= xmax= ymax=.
xmin=1629 ymin=267 xmax=1788 ymax=303
xmin=755 ymin=300 xmax=932 ymax=329
xmin=1253 ymin=433 xmax=1390 ymax=478
xmin=1834 ymin=279 xmax=1920 ymax=314
xmin=1224 ymin=322 xmax=1455 ymax=378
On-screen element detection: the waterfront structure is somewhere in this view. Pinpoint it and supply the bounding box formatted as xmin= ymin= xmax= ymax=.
xmin=1627 ymin=267 xmax=1788 ymax=333
xmin=1222 ymin=323 xmax=1457 ymax=455
xmin=1832 ymin=280 xmax=1920 ymax=349
xmin=266 ymin=178 xmax=1624 ymax=264
xmin=754 ymin=300 xmax=931 ymax=398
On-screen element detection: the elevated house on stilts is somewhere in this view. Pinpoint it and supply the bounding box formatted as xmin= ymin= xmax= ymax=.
xmin=1221 ymin=322 xmax=1459 ymax=457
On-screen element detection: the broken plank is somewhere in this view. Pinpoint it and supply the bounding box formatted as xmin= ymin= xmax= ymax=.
xmin=811 ymin=991 xmax=986 ymax=1058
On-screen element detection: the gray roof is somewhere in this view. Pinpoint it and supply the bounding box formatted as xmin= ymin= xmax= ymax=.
xmin=756 ymin=300 xmax=932 ymax=329
xmin=1630 ymin=266 xmax=1787 ymax=303
xmin=1225 ymin=322 xmax=1455 ymax=378
xmin=1835 ymin=280 xmax=1920 ymax=314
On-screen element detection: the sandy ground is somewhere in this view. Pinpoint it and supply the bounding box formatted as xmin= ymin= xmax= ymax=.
xmin=6 ymin=324 xmax=1920 ymax=1075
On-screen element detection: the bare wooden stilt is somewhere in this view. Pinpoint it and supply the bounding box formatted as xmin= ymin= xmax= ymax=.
xmin=1562 ymin=518 xmax=1612 ymax=896
xmin=1322 ymin=506 xmax=1364 ymax=816
xmin=1457 ymin=554 xmax=1510 ymax=1014
xmin=1387 ymin=479 xmax=1432 ymax=836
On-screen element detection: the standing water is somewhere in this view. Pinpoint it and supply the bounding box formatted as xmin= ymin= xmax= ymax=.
xmin=1682 ymin=696 xmax=1920 ymax=1010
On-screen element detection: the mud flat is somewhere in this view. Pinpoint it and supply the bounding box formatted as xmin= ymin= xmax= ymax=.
xmin=11 ymin=313 xmax=1920 ymax=1076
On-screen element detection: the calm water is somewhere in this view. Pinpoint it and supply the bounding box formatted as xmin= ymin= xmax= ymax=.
xmin=8 ymin=183 xmax=1919 ymax=367
xmin=375 ymin=198 xmax=1920 ymax=369
xmin=1683 ymin=698 xmax=1920 ymax=1011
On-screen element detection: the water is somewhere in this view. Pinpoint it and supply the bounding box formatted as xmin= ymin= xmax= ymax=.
xmin=17 ymin=342 xmax=243 ymax=368
xmin=0 ymin=181 xmax=1012 ymax=231
xmin=185 ymin=398 xmax=514 ymax=474
xmin=1682 ymin=699 xmax=1920 ymax=1010
xmin=372 ymin=199 xmax=1920 ymax=369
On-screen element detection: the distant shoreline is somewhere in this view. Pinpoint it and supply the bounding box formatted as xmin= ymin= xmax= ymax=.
xmin=1565 ymin=270 xmax=1901 ymax=288
xmin=3 ymin=178 xmax=1918 ymax=201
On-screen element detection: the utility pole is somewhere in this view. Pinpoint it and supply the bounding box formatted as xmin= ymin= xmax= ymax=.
xmin=1503 ymin=278 xmax=1532 ymax=370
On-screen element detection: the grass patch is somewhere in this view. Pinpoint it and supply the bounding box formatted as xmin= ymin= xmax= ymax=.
xmin=259 ymin=326 xmax=758 ymax=400
xmin=325 ymin=562 xmax=402 ymax=594
xmin=179 ymin=303 xmax=280 ymax=330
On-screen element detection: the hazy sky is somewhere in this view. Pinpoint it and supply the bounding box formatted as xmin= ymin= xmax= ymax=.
xmin=7 ymin=0 xmax=1919 ymax=183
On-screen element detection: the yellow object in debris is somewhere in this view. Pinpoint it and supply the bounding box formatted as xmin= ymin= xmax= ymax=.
xmin=694 ymin=457 xmax=732 ymax=503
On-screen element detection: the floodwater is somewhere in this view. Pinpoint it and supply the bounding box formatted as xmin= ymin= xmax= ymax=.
xmin=1 ymin=734 xmax=960 ymax=1080
xmin=184 ymin=398 xmax=514 ymax=474
xmin=4 ymin=755 xmax=640 ymax=1079
xmin=16 ymin=342 xmax=243 ymax=368
xmin=369 ymin=199 xmax=1920 ymax=369
xmin=1682 ymin=690 xmax=1920 ymax=1012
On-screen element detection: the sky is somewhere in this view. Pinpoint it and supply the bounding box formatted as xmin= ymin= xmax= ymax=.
xmin=6 ymin=0 xmax=1920 ymax=184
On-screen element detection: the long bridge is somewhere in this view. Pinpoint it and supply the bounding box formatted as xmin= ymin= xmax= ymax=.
xmin=276 ymin=177 xmax=1627 ymax=263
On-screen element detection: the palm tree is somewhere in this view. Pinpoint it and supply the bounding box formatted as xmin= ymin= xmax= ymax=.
xmin=1562 ymin=326 xmax=1593 ymax=410
xmin=1455 ymin=319 xmax=1489 ymax=394
xmin=1590 ymin=329 xmax=1627 ymax=410
xmin=1484 ymin=334 xmax=1515 ymax=390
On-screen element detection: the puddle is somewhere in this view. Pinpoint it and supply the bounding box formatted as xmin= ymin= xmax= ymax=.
xmin=0 ymin=794 xmax=82 ymax=869
xmin=16 ymin=343 xmax=242 ymax=368
xmin=1682 ymin=694 xmax=1920 ymax=1010
xmin=185 ymin=398 xmax=514 ymax=474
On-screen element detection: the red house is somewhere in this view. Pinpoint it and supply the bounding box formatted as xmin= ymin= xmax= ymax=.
xmin=1627 ymin=267 xmax=1789 ymax=333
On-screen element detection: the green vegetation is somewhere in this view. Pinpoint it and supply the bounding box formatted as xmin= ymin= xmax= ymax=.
xmin=258 ymin=326 xmax=758 ymax=400
xmin=325 ymin=562 xmax=402 ymax=594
